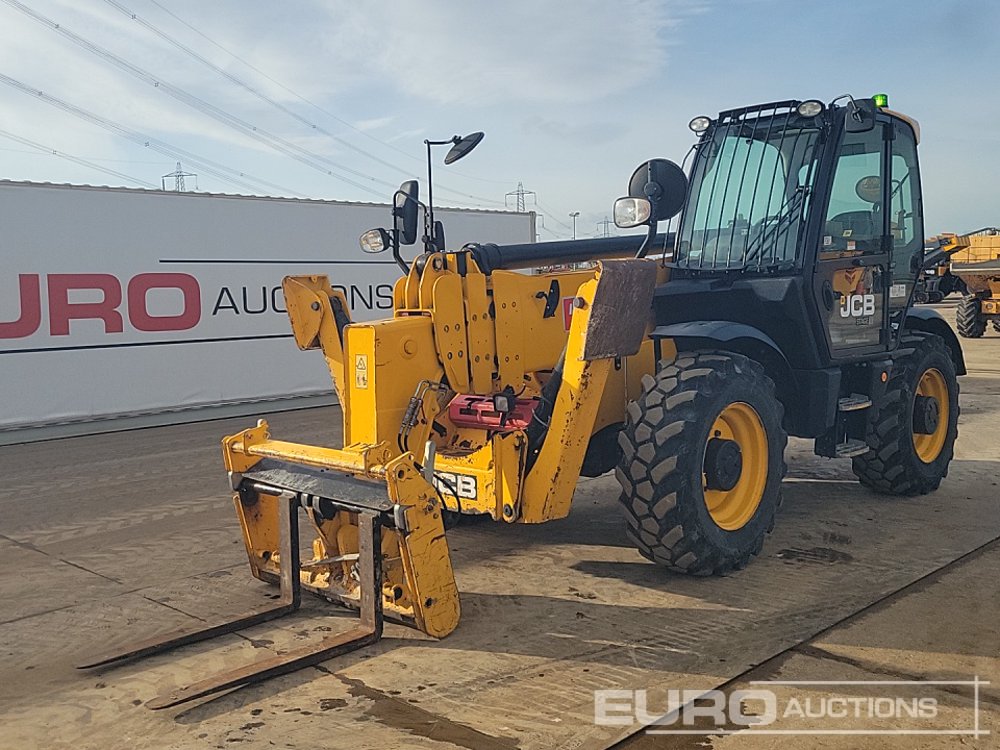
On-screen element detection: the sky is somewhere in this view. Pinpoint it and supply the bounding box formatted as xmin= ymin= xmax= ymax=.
xmin=0 ymin=0 xmax=997 ymax=239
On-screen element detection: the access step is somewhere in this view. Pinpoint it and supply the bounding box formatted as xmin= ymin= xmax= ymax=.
xmin=835 ymin=439 xmax=870 ymax=458
xmin=838 ymin=394 xmax=873 ymax=412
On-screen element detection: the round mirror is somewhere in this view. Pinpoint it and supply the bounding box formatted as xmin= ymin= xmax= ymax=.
xmin=627 ymin=158 xmax=687 ymax=221
xmin=855 ymin=175 xmax=881 ymax=203
xmin=444 ymin=132 xmax=485 ymax=165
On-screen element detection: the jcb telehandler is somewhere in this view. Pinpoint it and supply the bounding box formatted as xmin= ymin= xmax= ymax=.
xmin=82 ymin=95 xmax=964 ymax=709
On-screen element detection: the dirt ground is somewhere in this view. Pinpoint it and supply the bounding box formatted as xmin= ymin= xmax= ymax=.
xmin=0 ymin=302 xmax=997 ymax=749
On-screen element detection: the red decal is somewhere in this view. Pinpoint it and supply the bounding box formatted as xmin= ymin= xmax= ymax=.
xmin=127 ymin=273 xmax=201 ymax=332
xmin=48 ymin=274 xmax=123 ymax=336
xmin=0 ymin=274 xmax=42 ymax=339
xmin=562 ymin=297 xmax=575 ymax=330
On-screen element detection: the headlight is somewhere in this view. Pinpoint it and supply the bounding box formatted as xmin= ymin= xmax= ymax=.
xmin=359 ymin=228 xmax=389 ymax=254
xmin=613 ymin=197 xmax=652 ymax=229
xmin=688 ymin=116 xmax=711 ymax=134
xmin=796 ymin=100 xmax=824 ymax=117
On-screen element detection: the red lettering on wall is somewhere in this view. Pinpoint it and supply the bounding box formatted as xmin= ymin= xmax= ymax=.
xmin=127 ymin=273 xmax=201 ymax=332
xmin=48 ymin=274 xmax=124 ymax=336
xmin=0 ymin=274 xmax=42 ymax=339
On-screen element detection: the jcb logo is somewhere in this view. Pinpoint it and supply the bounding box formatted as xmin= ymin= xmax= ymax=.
xmin=432 ymin=471 xmax=478 ymax=500
xmin=840 ymin=294 xmax=875 ymax=318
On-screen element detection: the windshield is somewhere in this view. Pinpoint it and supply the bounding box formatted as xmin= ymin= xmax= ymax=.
xmin=676 ymin=106 xmax=823 ymax=271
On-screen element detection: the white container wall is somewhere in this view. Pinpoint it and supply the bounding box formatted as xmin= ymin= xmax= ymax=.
xmin=0 ymin=182 xmax=534 ymax=440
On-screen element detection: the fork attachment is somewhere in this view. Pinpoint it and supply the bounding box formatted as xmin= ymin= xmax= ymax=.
xmin=78 ymin=486 xmax=385 ymax=710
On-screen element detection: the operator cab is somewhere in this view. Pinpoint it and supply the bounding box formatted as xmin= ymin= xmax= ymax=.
xmin=654 ymin=95 xmax=926 ymax=370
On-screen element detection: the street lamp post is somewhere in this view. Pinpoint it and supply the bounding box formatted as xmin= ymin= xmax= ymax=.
xmin=569 ymin=211 xmax=580 ymax=240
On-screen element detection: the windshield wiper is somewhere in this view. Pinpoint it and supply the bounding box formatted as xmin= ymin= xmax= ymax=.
xmin=744 ymin=186 xmax=808 ymax=266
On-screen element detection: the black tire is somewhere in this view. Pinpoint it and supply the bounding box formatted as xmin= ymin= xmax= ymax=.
xmin=956 ymin=294 xmax=986 ymax=338
xmin=616 ymin=352 xmax=787 ymax=575
xmin=852 ymin=333 xmax=959 ymax=496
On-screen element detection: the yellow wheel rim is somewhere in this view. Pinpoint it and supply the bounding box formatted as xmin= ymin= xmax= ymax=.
xmin=703 ymin=402 xmax=768 ymax=531
xmin=913 ymin=368 xmax=949 ymax=463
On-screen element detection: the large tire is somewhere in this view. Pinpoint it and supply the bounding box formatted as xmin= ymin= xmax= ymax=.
xmin=956 ymin=294 xmax=986 ymax=338
xmin=852 ymin=333 xmax=959 ymax=495
xmin=616 ymin=352 xmax=787 ymax=575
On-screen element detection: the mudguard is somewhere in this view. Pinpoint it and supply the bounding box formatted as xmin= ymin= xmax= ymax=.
xmin=904 ymin=307 xmax=967 ymax=375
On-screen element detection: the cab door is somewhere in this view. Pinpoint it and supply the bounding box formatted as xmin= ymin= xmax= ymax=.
xmin=885 ymin=122 xmax=924 ymax=347
xmin=813 ymin=121 xmax=891 ymax=358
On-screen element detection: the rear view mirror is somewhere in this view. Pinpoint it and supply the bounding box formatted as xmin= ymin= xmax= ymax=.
xmin=845 ymin=98 xmax=877 ymax=133
xmin=444 ymin=132 xmax=484 ymax=165
xmin=394 ymin=180 xmax=419 ymax=246
xmin=627 ymin=158 xmax=687 ymax=221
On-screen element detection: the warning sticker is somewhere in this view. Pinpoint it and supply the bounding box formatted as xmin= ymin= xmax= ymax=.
xmin=562 ymin=297 xmax=575 ymax=330
xmin=890 ymin=283 xmax=907 ymax=298
xmin=355 ymin=354 xmax=368 ymax=389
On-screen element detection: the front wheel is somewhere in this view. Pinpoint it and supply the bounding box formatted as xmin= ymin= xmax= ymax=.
xmin=616 ymin=352 xmax=787 ymax=575
xmin=852 ymin=333 xmax=959 ymax=495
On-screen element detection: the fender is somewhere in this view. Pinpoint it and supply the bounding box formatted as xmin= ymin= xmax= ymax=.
xmin=650 ymin=320 xmax=792 ymax=376
xmin=650 ymin=320 xmax=830 ymax=437
xmin=904 ymin=307 xmax=967 ymax=375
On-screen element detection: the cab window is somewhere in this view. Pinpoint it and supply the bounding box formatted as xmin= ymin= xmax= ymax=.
xmin=889 ymin=125 xmax=922 ymax=268
xmin=823 ymin=128 xmax=884 ymax=255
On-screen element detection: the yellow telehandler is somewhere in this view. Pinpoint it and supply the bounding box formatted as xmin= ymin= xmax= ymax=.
xmin=81 ymin=95 xmax=965 ymax=709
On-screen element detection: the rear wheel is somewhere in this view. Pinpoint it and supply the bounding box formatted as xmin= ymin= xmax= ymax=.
xmin=852 ymin=333 xmax=959 ymax=495
xmin=956 ymin=294 xmax=986 ymax=338
xmin=616 ymin=352 xmax=787 ymax=575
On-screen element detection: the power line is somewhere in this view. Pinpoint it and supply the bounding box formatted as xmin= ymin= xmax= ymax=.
xmin=534 ymin=200 xmax=576 ymax=233
xmin=0 ymin=128 xmax=159 ymax=188
xmin=0 ymin=146 xmax=172 ymax=165
xmin=2 ymin=0 xmax=390 ymax=198
xmin=119 ymin=0 xmax=510 ymax=200
xmin=143 ymin=0 xmax=514 ymax=188
xmin=103 ymin=0 xmax=409 ymax=179
xmin=0 ymin=72 xmax=304 ymax=196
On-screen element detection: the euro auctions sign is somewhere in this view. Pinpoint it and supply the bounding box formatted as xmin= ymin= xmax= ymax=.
xmin=0 ymin=182 xmax=533 ymax=435
xmin=2 ymin=272 xmax=203 ymax=338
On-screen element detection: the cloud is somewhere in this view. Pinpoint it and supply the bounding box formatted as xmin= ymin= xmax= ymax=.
xmin=308 ymin=0 xmax=680 ymax=106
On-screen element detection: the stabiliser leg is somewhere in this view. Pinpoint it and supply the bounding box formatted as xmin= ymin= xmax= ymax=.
xmin=78 ymin=492 xmax=384 ymax=710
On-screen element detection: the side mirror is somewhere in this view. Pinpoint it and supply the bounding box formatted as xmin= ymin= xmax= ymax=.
xmin=627 ymin=158 xmax=687 ymax=222
xmin=444 ymin=132 xmax=484 ymax=165
xmin=845 ymin=98 xmax=877 ymax=133
xmin=394 ymin=180 xmax=420 ymax=246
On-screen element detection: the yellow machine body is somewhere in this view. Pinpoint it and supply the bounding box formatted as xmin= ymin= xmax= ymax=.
xmin=221 ymin=255 xmax=664 ymax=638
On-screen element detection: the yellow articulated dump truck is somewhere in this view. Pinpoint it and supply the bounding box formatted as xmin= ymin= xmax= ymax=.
xmin=82 ymin=94 xmax=965 ymax=709
xmin=937 ymin=229 xmax=1000 ymax=337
